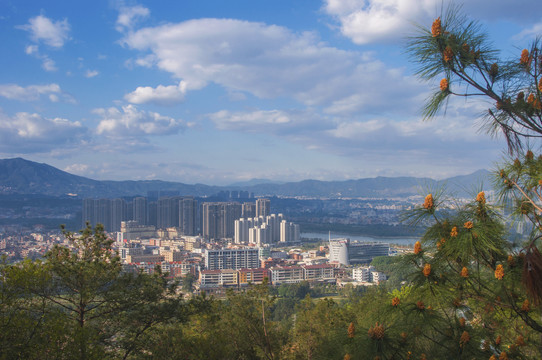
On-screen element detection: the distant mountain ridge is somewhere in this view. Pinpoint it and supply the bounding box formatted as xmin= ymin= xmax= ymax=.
xmin=240 ymin=169 xmax=492 ymax=198
xmin=0 ymin=158 xmax=493 ymax=199
xmin=227 ymin=178 xmax=285 ymax=187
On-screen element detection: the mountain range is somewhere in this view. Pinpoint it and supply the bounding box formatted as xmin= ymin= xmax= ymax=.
xmin=0 ymin=158 xmax=494 ymax=199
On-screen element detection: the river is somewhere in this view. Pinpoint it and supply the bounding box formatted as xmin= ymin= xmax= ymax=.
xmin=301 ymin=232 xmax=419 ymax=246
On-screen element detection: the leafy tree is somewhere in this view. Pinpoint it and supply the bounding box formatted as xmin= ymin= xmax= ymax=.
xmin=284 ymin=296 xmax=347 ymax=360
xmin=1 ymin=223 xmax=198 ymax=359
xmin=219 ymin=284 xmax=287 ymax=360
xmin=272 ymin=297 xmax=297 ymax=322
xmin=277 ymin=281 xmax=311 ymax=300
xmin=181 ymin=273 xmax=196 ymax=294
xmin=371 ymin=255 xmax=410 ymax=289
xmin=0 ymin=256 xmax=67 ymax=359
xmin=132 ymin=294 xmax=217 ymax=359
xmin=38 ymin=224 xmax=124 ymax=358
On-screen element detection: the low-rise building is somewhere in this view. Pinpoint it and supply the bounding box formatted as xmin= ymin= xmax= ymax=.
xmin=200 ymin=270 xmax=221 ymax=287
xmin=352 ymin=265 xmax=387 ymax=283
xmin=123 ymin=262 xmax=161 ymax=275
xmin=371 ymin=270 xmax=387 ymax=283
xmin=302 ymin=264 xmax=335 ymax=282
xmin=161 ymin=260 xmax=198 ymax=278
xmin=270 ymin=266 xmax=304 ymax=285
xmin=126 ymin=254 xmax=164 ymax=263
xmin=199 ymin=269 xmax=238 ymax=287
xmin=239 ymin=268 xmax=270 ymax=285
xmin=161 ymin=249 xmax=183 ymax=262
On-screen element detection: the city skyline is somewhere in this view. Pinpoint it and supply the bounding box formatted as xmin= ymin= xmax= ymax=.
xmin=1 ymin=1 xmax=541 ymax=185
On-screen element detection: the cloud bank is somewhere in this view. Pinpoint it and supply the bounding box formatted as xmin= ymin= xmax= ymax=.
xmin=322 ymin=0 xmax=542 ymax=45
xmin=94 ymin=105 xmax=189 ymax=136
xmin=121 ymin=18 xmax=423 ymax=114
xmin=18 ymin=15 xmax=71 ymax=48
xmin=0 ymin=109 xmax=87 ymax=153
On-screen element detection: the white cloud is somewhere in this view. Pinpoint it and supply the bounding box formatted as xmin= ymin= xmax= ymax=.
xmin=133 ymin=54 xmax=156 ymax=68
xmin=11 ymin=114 xmax=80 ymax=138
xmin=122 ymin=18 xmax=423 ymax=114
xmin=330 ymin=119 xmax=386 ymax=139
xmin=209 ymin=109 xmax=335 ymax=136
xmin=206 ymin=96 xmax=502 ymax=163
xmin=323 ymin=0 xmax=433 ymax=45
xmin=41 ymin=57 xmax=57 ymax=72
xmin=23 ymin=44 xmax=58 ymax=72
xmin=25 ymin=45 xmax=38 ymax=55
xmin=124 ymin=81 xmax=189 ymax=105
xmin=515 ymin=21 xmax=542 ymax=41
xmin=0 ymin=83 xmax=62 ymax=101
xmin=85 ymin=69 xmax=99 ymax=78
xmin=0 ymin=109 xmax=87 ymax=153
xmin=226 ymin=90 xmax=247 ymax=101
xmin=116 ymin=5 xmax=150 ymax=32
xmin=18 ymin=15 xmax=70 ymax=48
xmin=322 ymin=0 xmax=542 ymax=45
xmin=94 ymin=104 xmax=188 ymax=136
xmin=210 ymin=110 xmax=290 ymax=129
xmin=63 ymin=163 xmax=89 ymax=174
xmin=323 ymin=98 xmax=500 ymax=157
xmin=18 ymin=15 xmax=70 ymax=72
xmin=207 ymin=105 xmax=483 ymax=153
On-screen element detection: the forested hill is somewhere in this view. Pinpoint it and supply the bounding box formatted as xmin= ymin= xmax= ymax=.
xmin=0 ymin=158 xmax=220 ymax=198
xmin=0 ymin=157 xmax=492 ymax=198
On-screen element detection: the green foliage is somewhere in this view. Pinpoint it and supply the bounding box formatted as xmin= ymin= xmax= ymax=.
xmin=371 ymin=255 xmax=411 ymax=288
xmin=285 ymin=296 xmax=347 ymax=360
xmin=339 ymin=283 xmax=368 ymax=298
xmin=0 ymin=224 xmax=198 ymax=359
xmin=277 ymin=281 xmax=311 ymax=300
xmin=181 ymin=273 xmax=196 ymax=293
xmin=272 ymin=297 xmax=297 ymax=322
xmin=221 ymin=285 xmax=286 ymax=359
xmin=495 ymin=151 xmax=542 ymax=306
xmin=0 ymin=256 xmax=66 ymax=359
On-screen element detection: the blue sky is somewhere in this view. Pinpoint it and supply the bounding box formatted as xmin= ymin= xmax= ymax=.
xmin=1 ymin=0 xmax=541 ymax=185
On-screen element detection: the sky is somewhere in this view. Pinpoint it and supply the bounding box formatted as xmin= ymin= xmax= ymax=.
xmin=1 ymin=0 xmax=541 ymax=186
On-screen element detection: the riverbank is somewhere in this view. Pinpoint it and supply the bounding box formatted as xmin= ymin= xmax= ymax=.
xmin=297 ymin=222 xmax=424 ymax=239
xmin=301 ymin=232 xmax=419 ymax=246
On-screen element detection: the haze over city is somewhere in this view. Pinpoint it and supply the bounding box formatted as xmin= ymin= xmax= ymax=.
xmin=1 ymin=0 xmax=541 ymax=185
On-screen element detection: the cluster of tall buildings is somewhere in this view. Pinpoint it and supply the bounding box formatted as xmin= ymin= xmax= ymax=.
xmin=83 ymin=196 xmax=197 ymax=234
xmin=82 ymin=196 xmax=300 ymax=243
xmin=200 ymin=202 xmax=242 ymax=239
xmin=234 ymin=214 xmax=300 ymax=245
xmin=82 ymin=198 xmax=127 ymax=233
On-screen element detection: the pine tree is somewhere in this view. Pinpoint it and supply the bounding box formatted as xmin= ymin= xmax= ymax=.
xmin=382 ymin=5 xmax=542 ymax=359
xmin=1 ymin=223 xmax=198 ymax=359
